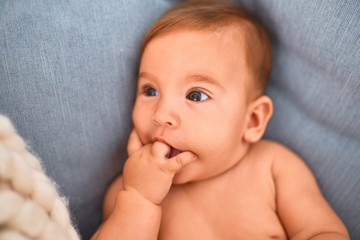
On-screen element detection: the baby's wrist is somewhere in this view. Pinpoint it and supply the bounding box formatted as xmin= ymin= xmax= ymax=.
xmin=101 ymin=185 xmax=162 ymax=238
xmin=121 ymin=184 xmax=161 ymax=207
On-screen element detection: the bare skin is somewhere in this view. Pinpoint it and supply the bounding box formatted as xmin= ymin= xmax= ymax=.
xmin=92 ymin=29 xmax=349 ymax=240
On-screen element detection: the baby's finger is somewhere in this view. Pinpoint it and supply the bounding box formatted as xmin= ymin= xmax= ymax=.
xmin=151 ymin=141 xmax=170 ymax=158
xmin=127 ymin=129 xmax=143 ymax=155
xmin=165 ymin=151 xmax=197 ymax=173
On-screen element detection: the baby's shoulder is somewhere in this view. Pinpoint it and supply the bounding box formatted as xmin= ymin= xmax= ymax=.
xmin=250 ymin=139 xmax=296 ymax=160
xmin=252 ymin=139 xmax=313 ymax=179
xmin=252 ymin=139 xmax=300 ymax=157
xmin=250 ymin=139 xmax=307 ymax=171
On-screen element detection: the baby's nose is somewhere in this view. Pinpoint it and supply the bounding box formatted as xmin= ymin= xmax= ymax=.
xmin=152 ymin=99 xmax=180 ymax=128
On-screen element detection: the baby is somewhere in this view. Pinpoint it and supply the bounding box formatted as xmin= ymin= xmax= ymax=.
xmin=92 ymin=1 xmax=349 ymax=239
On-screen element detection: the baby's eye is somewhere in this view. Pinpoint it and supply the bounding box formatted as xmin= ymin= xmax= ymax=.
xmin=144 ymin=87 xmax=159 ymax=97
xmin=186 ymin=90 xmax=209 ymax=102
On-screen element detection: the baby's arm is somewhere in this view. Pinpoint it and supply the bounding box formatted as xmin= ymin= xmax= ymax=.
xmin=91 ymin=176 xmax=161 ymax=240
xmin=272 ymin=143 xmax=349 ymax=240
xmin=91 ymin=130 xmax=197 ymax=240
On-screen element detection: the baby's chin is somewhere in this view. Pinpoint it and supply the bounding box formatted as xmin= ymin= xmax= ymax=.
xmin=172 ymin=170 xmax=191 ymax=185
xmin=172 ymin=176 xmax=191 ymax=185
xmin=172 ymin=165 xmax=199 ymax=185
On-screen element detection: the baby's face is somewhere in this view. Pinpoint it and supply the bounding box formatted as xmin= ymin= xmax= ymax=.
xmin=133 ymin=29 xmax=253 ymax=184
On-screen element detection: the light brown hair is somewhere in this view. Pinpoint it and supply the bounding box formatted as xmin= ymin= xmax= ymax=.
xmin=141 ymin=0 xmax=272 ymax=95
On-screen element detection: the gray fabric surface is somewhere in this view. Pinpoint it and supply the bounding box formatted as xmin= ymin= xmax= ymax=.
xmin=0 ymin=0 xmax=359 ymax=239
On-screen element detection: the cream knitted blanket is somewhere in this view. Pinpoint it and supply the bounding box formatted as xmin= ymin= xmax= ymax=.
xmin=0 ymin=115 xmax=80 ymax=240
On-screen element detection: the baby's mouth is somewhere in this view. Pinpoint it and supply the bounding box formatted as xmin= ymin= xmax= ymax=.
xmin=153 ymin=137 xmax=183 ymax=158
xmin=167 ymin=147 xmax=182 ymax=159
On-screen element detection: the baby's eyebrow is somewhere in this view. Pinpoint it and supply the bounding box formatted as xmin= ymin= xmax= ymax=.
xmin=138 ymin=71 xmax=225 ymax=91
xmin=138 ymin=71 xmax=157 ymax=81
xmin=186 ymin=74 xmax=225 ymax=90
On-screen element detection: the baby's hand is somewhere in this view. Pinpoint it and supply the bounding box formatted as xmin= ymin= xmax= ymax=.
xmin=122 ymin=130 xmax=197 ymax=205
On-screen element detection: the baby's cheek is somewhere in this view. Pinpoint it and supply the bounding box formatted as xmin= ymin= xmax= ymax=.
xmin=133 ymin=127 xmax=150 ymax=145
xmin=131 ymin=117 xmax=143 ymax=141
xmin=132 ymin=106 xmax=146 ymax=128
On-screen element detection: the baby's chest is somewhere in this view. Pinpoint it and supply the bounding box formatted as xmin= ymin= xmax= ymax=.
xmin=159 ymin=181 xmax=286 ymax=239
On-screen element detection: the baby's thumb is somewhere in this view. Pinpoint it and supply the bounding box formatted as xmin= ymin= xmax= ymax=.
xmin=167 ymin=151 xmax=197 ymax=173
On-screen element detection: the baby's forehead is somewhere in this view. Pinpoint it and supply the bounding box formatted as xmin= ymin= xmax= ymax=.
xmin=201 ymin=25 xmax=257 ymax=65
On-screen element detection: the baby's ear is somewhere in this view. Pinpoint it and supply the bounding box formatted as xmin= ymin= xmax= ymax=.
xmin=243 ymin=95 xmax=273 ymax=143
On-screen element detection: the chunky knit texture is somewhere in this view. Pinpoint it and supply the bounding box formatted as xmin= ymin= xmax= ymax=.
xmin=0 ymin=115 xmax=80 ymax=240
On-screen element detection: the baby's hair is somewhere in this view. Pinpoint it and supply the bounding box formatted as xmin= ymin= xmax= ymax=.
xmin=141 ymin=0 xmax=272 ymax=95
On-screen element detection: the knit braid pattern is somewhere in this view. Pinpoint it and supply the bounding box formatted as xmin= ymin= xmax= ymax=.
xmin=0 ymin=115 xmax=80 ymax=240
